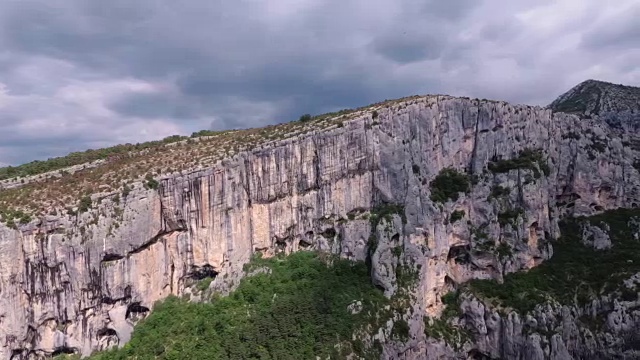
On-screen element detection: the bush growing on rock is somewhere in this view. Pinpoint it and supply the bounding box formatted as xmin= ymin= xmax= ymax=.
xmin=487 ymin=148 xmax=549 ymax=178
xmin=299 ymin=113 xmax=312 ymax=122
xmin=449 ymin=210 xmax=465 ymax=223
xmin=144 ymin=173 xmax=159 ymax=190
xmin=78 ymin=196 xmax=92 ymax=213
xmin=429 ymin=168 xmax=471 ymax=203
xmin=489 ymin=185 xmax=510 ymax=199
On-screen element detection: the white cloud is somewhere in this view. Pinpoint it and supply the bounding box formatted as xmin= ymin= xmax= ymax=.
xmin=0 ymin=57 xmax=184 ymax=163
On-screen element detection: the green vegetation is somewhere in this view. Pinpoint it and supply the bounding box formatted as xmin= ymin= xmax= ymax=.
xmin=0 ymin=135 xmax=188 ymax=181
xmin=487 ymin=149 xmax=549 ymax=178
xmin=0 ymin=207 xmax=32 ymax=228
xmin=121 ymin=184 xmax=132 ymax=198
xmin=423 ymin=291 xmax=471 ymax=350
xmin=53 ymin=355 xmax=81 ymax=360
xmin=440 ymin=291 xmax=460 ymax=318
xmin=88 ymin=251 xmax=389 ymax=360
xmin=550 ymin=82 xmax=601 ymax=114
xmin=469 ymin=208 xmax=640 ymax=313
xmin=579 ymin=313 xmax=606 ymax=332
xmin=489 ymin=185 xmax=510 ymax=199
xmin=429 ymin=168 xmax=471 ymax=203
xmin=299 ymin=114 xmax=312 ymax=122
xmin=368 ymin=203 xmax=407 ymax=229
xmin=497 ymin=208 xmax=524 ymax=227
xmin=391 ymin=319 xmax=410 ymax=341
xmin=78 ymin=196 xmax=92 ymax=213
xmin=550 ymin=80 xmax=640 ymax=115
xmin=196 ymin=277 xmax=214 ymax=292
xmin=144 ymin=173 xmax=159 ymax=190
xmin=392 ymin=246 xmax=403 ymax=257
xmin=364 ymin=203 xmax=420 ymax=337
xmin=470 ymin=223 xmax=489 ymax=241
xmin=449 ymin=210 xmax=465 ymax=224
xmin=551 ymin=97 xmax=588 ymax=114
xmin=395 ymin=263 xmax=419 ymax=290
xmin=496 ymin=243 xmax=513 ymax=259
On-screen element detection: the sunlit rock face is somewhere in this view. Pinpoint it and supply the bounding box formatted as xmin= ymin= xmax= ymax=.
xmin=2 ymin=86 xmax=640 ymax=359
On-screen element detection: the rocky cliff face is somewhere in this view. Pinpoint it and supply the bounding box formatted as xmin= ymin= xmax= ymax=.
xmin=1 ymin=84 xmax=640 ymax=359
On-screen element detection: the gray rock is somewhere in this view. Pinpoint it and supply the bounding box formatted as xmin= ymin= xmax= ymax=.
xmin=582 ymin=221 xmax=612 ymax=250
xmin=348 ymin=301 xmax=363 ymax=315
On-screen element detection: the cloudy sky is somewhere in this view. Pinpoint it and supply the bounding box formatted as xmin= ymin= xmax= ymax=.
xmin=0 ymin=0 xmax=639 ymax=166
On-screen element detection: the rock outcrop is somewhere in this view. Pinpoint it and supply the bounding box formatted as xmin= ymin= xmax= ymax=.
xmin=1 ymin=82 xmax=640 ymax=359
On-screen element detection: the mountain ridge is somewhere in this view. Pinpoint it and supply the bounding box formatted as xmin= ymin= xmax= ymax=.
xmin=7 ymin=77 xmax=639 ymax=176
xmin=7 ymin=77 xmax=637 ymax=183
xmin=0 ymin=93 xmax=524 ymax=182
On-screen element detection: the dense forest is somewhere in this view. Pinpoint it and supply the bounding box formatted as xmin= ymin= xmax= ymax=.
xmin=86 ymin=252 xmax=390 ymax=360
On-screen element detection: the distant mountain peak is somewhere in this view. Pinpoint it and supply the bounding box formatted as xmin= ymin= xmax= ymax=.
xmin=549 ymin=79 xmax=640 ymax=116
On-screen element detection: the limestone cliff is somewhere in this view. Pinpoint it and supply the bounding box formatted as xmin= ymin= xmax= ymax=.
xmin=1 ymin=83 xmax=640 ymax=359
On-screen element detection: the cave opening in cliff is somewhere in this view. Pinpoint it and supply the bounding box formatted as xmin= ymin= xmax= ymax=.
xmin=320 ymin=228 xmax=337 ymax=238
xmin=97 ymin=327 xmax=118 ymax=338
xmin=299 ymin=231 xmax=314 ymax=249
xmin=443 ymin=275 xmax=459 ymax=295
xmin=468 ymin=349 xmax=497 ymax=360
xmin=51 ymin=346 xmax=76 ymax=357
xmin=189 ymin=264 xmax=219 ymax=280
xmin=101 ymin=253 xmax=124 ymax=262
xmin=10 ymin=349 xmax=27 ymax=360
xmin=275 ymin=237 xmax=289 ymax=252
xmin=126 ymin=302 xmax=150 ymax=320
xmin=298 ymin=239 xmax=313 ymax=248
xmin=447 ymin=244 xmax=471 ymax=264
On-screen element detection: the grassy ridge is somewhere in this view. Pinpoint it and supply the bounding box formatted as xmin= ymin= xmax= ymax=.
xmin=0 ymin=95 xmax=424 ymax=182
xmin=0 ymin=135 xmax=192 ymax=181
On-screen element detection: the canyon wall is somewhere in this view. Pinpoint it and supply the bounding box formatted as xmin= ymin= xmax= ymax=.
xmin=1 ymin=95 xmax=639 ymax=359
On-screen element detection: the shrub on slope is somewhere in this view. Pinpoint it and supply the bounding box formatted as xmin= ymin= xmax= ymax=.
xmin=89 ymin=251 xmax=389 ymax=360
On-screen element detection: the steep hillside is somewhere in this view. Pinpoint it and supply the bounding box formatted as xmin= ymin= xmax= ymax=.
xmin=549 ymin=79 xmax=640 ymax=116
xmin=1 ymin=84 xmax=640 ymax=360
